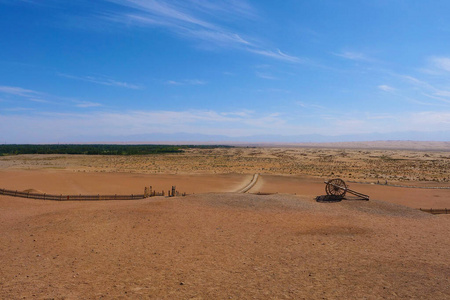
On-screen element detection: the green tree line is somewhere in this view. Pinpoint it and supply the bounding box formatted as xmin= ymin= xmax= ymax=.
xmin=0 ymin=144 xmax=232 ymax=156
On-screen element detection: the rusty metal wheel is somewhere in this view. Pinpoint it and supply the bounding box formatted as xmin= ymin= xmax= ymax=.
xmin=325 ymin=178 xmax=347 ymax=197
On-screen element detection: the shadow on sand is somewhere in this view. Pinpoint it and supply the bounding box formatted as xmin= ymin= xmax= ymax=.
xmin=315 ymin=195 xmax=370 ymax=203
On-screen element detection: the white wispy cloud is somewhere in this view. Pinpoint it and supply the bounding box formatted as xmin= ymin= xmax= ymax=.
xmin=333 ymin=51 xmax=374 ymax=62
xmin=166 ymin=79 xmax=206 ymax=85
xmin=411 ymin=111 xmax=450 ymax=125
xmin=28 ymin=98 xmax=51 ymax=104
xmin=0 ymin=109 xmax=288 ymax=142
xmin=0 ymin=85 xmax=53 ymax=104
xmin=221 ymin=110 xmax=254 ymax=117
xmin=400 ymin=75 xmax=450 ymax=104
xmin=2 ymin=107 xmax=35 ymax=112
xmin=295 ymin=101 xmax=326 ymax=110
xmin=324 ymin=110 xmax=450 ymax=135
xmin=187 ymin=0 xmax=257 ymax=19
xmin=248 ymin=49 xmax=302 ymax=63
xmin=366 ymin=113 xmax=397 ymax=120
xmin=1 ymin=108 xmax=450 ymax=142
xmin=0 ymin=85 xmax=41 ymax=97
xmin=0 ymin=85 xmax=104 ymax=108
xmin=428 ymin=56 xmax=450 ymax=73
xmin=103 ymin=0 xmax=250 ymax=47
xmin=378 ymin=85 xmax=396 ymax=92
xmin=255 ymin=72 xmax=277 ymax=80
xmin=102 ymin=0 xmax=301 ymax=63
xmin=75 ymin=101 xmax=102 ymax=108
xmin=58 ymin=73 xmax=143 ymax=89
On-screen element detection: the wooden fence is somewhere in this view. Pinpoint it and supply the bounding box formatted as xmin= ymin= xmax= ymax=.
xmin=419 ymin=208 xmax=450 ymax=215
xmin=348 ymin=180 xmax=450 ymax=189
xmin=0 ymin=188 xmax=145 ymax=201
xmin=1 ymin=185 xmax=185 ymax=201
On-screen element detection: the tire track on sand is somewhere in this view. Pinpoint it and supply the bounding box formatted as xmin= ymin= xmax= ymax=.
xmin=236 ymin=174 xmax=259 ymax=193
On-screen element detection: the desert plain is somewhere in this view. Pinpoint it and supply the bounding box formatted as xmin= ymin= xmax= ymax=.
xmin=1 ymin=143 xmax=449 ymax=299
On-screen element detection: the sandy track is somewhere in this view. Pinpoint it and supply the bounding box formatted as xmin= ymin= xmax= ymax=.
xmin=236 ymin=173 xmax=259 ymax=193
xmin=1 ymin=193 xmax=449 ymax=299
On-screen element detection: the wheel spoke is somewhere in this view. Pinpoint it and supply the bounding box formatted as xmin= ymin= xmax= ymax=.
xmin=326 ymin=178 xmax=347 ymax=197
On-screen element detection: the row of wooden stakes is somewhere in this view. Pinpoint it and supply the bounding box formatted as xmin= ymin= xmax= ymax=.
xmin=144 ymin=186 xmax=186 ymax=198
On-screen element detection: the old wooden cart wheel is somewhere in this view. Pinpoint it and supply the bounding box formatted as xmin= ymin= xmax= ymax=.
xmin=325 ymin=178 xmax=347 ymax=197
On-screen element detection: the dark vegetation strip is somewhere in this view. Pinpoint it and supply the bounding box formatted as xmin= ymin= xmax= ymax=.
xmin=0 ymin=144 xmax=233 ymax=156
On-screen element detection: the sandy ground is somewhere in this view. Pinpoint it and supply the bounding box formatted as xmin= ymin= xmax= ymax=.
xmin=1 ymin=193 xmax=449 ymax=299
xmin=1 ymin=170 xmax=448 ymax=209
xmin=1 ymin=147 xmax=449 ymax=298
xmin=1 ymin=146 xmax=449 ymax=183
xmin=252 ymin=175 xmax=450 ymax=209
xmin=0 ymin=170 xmax=250 ymax=195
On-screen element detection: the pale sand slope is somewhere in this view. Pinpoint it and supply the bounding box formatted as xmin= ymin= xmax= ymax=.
xmin=1 ymin=170 xmax=448 ymax=209
xmin=251 ymin=174 xmax=450 ymax=209
xmin=1 ymin=193 xmax=449 ymax=299
xmin=0 ymin=170 xmax=251 ymax=195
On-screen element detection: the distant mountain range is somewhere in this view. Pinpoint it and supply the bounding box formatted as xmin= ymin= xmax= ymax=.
xmin=65 ymin=131 xmax=449 ymax=144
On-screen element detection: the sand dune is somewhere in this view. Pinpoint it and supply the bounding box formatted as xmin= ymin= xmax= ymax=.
xmin=0 ymin=170 xmax=251 ymax=195
xmin=1 ymin=193 xmax=449 ymax=299
xmin=0 ymin=148 xmax=449 ymax=298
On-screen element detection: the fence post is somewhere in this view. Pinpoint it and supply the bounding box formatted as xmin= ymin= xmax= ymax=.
xmin=149 ymin=186 xmax=152 ymax=197
xmin=172 ymin=186 xmax=176 ymax=197
xmin=43 ymin=193 xmax=46 ymax=200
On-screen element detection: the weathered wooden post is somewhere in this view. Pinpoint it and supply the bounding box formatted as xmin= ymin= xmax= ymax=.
xmin=172 ymin=186 xmax=176 ymax=197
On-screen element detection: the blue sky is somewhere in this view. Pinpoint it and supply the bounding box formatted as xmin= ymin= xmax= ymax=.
xmin=1 ymin=0 xmax=450 ymax=143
